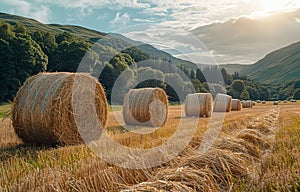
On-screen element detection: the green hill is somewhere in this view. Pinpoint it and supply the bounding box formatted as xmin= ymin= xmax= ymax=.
xmin=241 ymin=42 xmax=300 ymax=84
xmin=0 ymin=12 xmax=196 ymax=69
xmin=0 ymin=12 xmax=106 ymax=40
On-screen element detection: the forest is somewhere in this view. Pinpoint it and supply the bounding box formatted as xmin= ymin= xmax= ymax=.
xmin=0 ymin=20 xmax=299 ymax=104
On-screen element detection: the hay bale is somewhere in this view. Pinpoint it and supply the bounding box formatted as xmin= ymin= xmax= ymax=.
xmin=12 ymin=72 xmax=108 ymax=146
xmin=213 ymin=94 xmax=232 ymax=112
xmin=185 ymin=93 xmax=212 ymax=117
xmin=242 ymin=100 xmax=253 ymax=108
xmin=123 ymin=88 xmax=168 ymax=127
xmin=231 ymin=99 xmax=242 ymax=111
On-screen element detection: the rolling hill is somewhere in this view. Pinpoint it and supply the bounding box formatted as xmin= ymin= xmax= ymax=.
xmin=241 ymin=41 xmax=300 ymax=84
xmin=0 ymin=12 xmax=196 ymax=70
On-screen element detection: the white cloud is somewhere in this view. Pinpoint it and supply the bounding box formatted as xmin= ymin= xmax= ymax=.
xmin=132 ymin=18 xmax=155 ymax=23
xmin=3 ymin=0 xmax=51 ymax=23
xmin=36 ymin=0 xmax=150 ymax=9
xmin=110 ymin=12 xmax=130 ymax=27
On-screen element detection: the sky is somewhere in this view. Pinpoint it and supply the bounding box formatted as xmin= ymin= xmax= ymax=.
xmin=1 ymin=0 xmax=300 ymax=64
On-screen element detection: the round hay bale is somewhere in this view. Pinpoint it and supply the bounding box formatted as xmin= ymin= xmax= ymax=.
xmin=213 ymin=94 xmax=232 ymax=112
xmin=123 ymin=88 xmax=168 ymax=127
xmin=231 ymin=99 xmax=242 ymax=111
xmin=185 ymin=93 xmax=212 ymax=117
xmin=12 ymin=72 xmax=108 ymax=146
xmin=242 ymin=100 xmax=253 ymax=108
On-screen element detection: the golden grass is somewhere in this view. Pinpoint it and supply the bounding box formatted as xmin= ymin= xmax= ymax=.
xmin=234 ymin=105 xmax=300 ymax=191
xmin=0 ymin=103 xmax=299 ymax=191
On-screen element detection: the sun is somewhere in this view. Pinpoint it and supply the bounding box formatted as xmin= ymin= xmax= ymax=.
xmin=258 ymin=0 xmax=291 ymax=12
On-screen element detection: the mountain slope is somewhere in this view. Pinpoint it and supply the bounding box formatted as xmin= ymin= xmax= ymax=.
xmin=0 ymin=12 xmax=196 ymax=70
xmin=219 ymin=64 xmax=245 ymax=74
xmin=0 ymin=12 xmax=106 ymax=40
xmin=241 ymin=41 xmax=300 ymax=84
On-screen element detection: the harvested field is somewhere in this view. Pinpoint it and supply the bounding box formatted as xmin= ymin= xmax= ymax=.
xmin=0 ymin=103 xmax=299 ymax=191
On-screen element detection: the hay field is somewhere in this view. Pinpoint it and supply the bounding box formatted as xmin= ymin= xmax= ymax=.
xmin=0 ymin=102 xmax=300 ymax=191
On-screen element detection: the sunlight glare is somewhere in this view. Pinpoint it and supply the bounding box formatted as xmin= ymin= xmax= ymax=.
xmin=258 ymin=0 xmax=291 ymax=12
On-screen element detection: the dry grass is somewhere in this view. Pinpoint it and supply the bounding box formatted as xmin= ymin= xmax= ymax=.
xmin=0 ymin=103 xmax=299 ymax=191
xmin=237 ymin=129 xmax=271 ymax=149
xmin=234 ymin=105 xmax=300 ymax=191
xmin=182 ymin=148 xmax=248 ymax=189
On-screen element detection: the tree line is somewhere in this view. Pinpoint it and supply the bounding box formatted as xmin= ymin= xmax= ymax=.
xmin=0 ymin=20 xmax=298 ymax=104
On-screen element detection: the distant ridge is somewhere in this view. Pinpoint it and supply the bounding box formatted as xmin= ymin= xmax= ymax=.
xmin=240 ymin=41 xmax=300 ymax=84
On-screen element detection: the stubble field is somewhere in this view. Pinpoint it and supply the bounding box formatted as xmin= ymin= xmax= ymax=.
xmin=0 ymin=102 xmax=299 ymax=191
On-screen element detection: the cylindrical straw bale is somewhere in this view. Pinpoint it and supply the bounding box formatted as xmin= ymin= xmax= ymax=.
xmin=185 ymin=93 xmax=212 ymax=117
xmin=123 ymin=88 xmax=168 ymax=127
xmin=12 ymin=72 xmax=108 ymax=146
xmin=213 ymin=94 xmax=232 ymax=112
xmin=231 ymin=99 xmax=242 ymax=111
xmin=242 ymin=100 xmax=253 ymax=108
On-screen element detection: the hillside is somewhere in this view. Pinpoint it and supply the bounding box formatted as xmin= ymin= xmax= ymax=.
xmin=0 ymin=12 xmax=196 ymax=70
xmin=219 ymin=64 xmax=245 ymax=74
xmin=241 ymin=41 xmax=300 ymax=84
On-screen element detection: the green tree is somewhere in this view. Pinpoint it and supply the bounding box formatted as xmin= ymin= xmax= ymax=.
xmin=50 ymin=40 xmax=89 ymax=72
xmin=227 ymin=88 xmax=240 ymax=99
xmin=191 ymin=79 xmax=201 ymax=93
xmin=56 ymin=32 xmax=74 ymax=44
xmin=165 ymin=73 xmax=185 ymax=102
xmin=110 ymin=53 xmax=136 ymax=74
xmin=232 ymin=80 xmax=245 ymax=92
xmin=201 ymin=82 xmax=210 ymax=93
xmin=232 ymin=72 xmax=240 ymax=80
xmin=196 ymin=68 xmax=206 ymax=83
xmin=246 ymin=86 xmax=260 ymax=100
xmin=240 ymin=89 xmax=250 ymax=100
xmin=112 ymin=69 xmax=135 ymax=104
xmin=136 ymin=67 xmax=165 ymax=89
xmin=11 ymin=35 xmax=48 ymax=83
xmin=294 ymin=89 xmax=300 ymax=100
xmin=0 ymin=23 xmax=14 ymax=39
xmin=258 ymin=86 xmax=271 ymax=100
xmin=210 ymin=83 xmax=226 ymax=97
xmin=121 ymin=47 xmax=150 ymax=62
xmin=221 ymin=68 xmax=232 ymax=85
xmin=14 ymin=22 xmax=27 ymax=34
xmin=190 ymin=70 xmax=196 ymax=79
xmin=0 ymin=39 xmax=18 ymax=101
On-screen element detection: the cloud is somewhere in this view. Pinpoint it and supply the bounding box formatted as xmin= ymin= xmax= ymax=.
xmin=110 ymin=12 xmax=130 ymax=27
xmin=37 ymin=0 xmax=150 ymax=9
xmin=132 ymin=18 xmax=155 ymax=23
xmin=190 ymin=8 xmax=300 ymax=64
xmin=3 ymin=0 xmax=51 ymax=23
xmin=123 ymin=8 xmax=300 ymax=64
